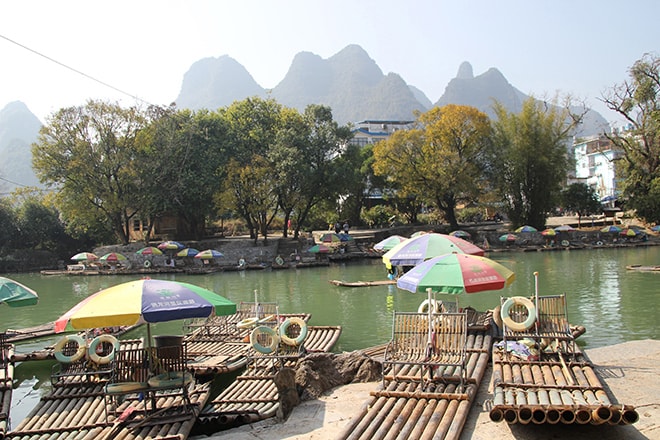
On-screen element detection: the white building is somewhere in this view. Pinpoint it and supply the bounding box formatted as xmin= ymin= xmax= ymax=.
xmin=350 ymin=120 xmax=414 ymax=147
xmin=573 ymin=135 xmax=621 ymax=202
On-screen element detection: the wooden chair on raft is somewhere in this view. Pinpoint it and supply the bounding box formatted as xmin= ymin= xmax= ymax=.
xmin=382 ymin=311 xmax=468 ymax=390
xmin=499 ymin=294 xmax=576 ymax=360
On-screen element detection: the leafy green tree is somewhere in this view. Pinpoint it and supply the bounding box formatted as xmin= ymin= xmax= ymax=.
xmin=14 ymin=195 xmax=67 ymax=250
xmin=561 ymin=183 xmax=602 ymax=227
xmin=602 ymin=53 xmax=660 ymax=223
xmin=488 ymin=97 xmax=582 ymax=229
xmin=373 ymin=105 xmax=492 ymax=229
xmin=137 ymin=106 xmax=228 ymax=240
xmin=32 ymin=100 xmax=147 ymax=244
xmin=0 ymin=198 xmax=19 ymax=250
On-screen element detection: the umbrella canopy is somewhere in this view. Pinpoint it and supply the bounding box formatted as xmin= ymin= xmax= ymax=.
xmin=176 ymin=248 xmax=200 ymax=257
xmin=157 ymin=241 xmax=185 ymax=251
xmin=651 ymin=225 xmax=660 ymax=232
xmin=308 ymin=244 xmax=332 ymax=253
xmin=396 ymin=253 xmax=515 ymax=295
xmin=71 ymin=252 xmax=98 ymax=262
xmin=540 ymin=228 xmax=556 ymax=237
xmin=320 ymin=233 xmax=341 ymax=243
xmin=373 ymin=235 xmax=407 ymax=251
xmin=54 ymin=279 xmax=236 ymax=333
xmin=499 ymin=233 xmax=517 ymax=242
xmin=621 ymin=228 xmax=639 ymax=237
xmin=449 ymin=230 xmax=471 ymax=238
xmin=135 ymin=246 xmax=163 ymax=256
xmin=601 ymin=225 xmax=622 ymax=233
xmin=195 ymin=249 xmax=224 ymax=259
xmin=515 ymin=225 xmax=538 ymax=233
xmin=0 ymin=277 xmax=39 ymax=307
xmin=554 ymin=225 xmax=575 ymax=232
xmin=339 ymin=234 xmax=354 ymax=242
xmin=99 ymin=252 xmax=128 ymax=262
xmin=410 ymin=231 xmax=429 ymax=238
xmin=383 ymin=233 xmax=485 ymax=268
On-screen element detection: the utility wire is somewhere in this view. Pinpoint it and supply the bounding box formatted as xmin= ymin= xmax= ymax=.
xmin=0 ymin=33 xmax=155 ymax=107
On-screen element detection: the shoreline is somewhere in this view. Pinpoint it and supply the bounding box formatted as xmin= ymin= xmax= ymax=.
xmin=196 ymin=339 xmax=660 ymax=440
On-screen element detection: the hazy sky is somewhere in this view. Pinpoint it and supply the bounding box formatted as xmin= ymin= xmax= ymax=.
xmin=1 ymin=0 xmax=657 ymax=125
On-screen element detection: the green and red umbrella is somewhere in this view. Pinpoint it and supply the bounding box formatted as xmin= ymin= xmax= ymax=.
xmin=449 ymin=230 xmax=471 ymax=239
xmin=71 ymin=252 xmax=98 ymax=262
xmin=498 ymin=233 xmax=518 ymax=242
xmin=99 ymin=252 xmax=128 ymax=262
xmin=320 ymin=233 xmax=342 ymax=243
xmin=373 ymin=235 xmax=407 ymax=251
xmin=0 ymin=277 xmax=39 ymax=307
xmin=136 ymin=246 xmax=163 ymax=256
xmin=396 ymin=253 xmax=515 ymax=295
xmin=308 ymin=244 xmax=332 ymax=253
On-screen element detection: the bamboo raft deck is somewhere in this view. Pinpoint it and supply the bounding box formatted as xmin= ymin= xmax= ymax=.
xmin=488 ymin=344 xmax=639 ymax=426
xmin=1 ymin=339 xmax=14 ymax=439
xmin=7 ymin=339 xmax=211 ymax=440
xmin=336 ymin=309 xmax=493 ymax=440
xmin=5 ymin=323 xmax=138 ymax=344
xmin=329 ymin=279 xmax=397 ymax=287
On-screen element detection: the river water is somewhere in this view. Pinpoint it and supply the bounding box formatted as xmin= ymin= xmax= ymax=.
xmin=3 ymin=245 xmax=660 ymax=425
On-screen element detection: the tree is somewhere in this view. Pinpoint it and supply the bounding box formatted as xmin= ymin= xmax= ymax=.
xmin=602 ymin=53 xmax=660 ymax=223
xmin=561 ymin=183 xmax=602 ymax=228
xmin=32 ymin=100 xmax=147 ymax=244
xmin=488 ymin=97 xmax=582 ymax=229
xmin=373 ymin=105 xmax=492 ymax=229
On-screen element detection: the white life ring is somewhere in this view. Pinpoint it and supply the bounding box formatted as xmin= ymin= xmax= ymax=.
xmin=596 ymin=241 xmax=604 ymax=246
xmin=417 ymin=299 xmax=442 ymax=314
xmin=274 ymin=256 xmax=285 ymax=266
xmin=237 ymin=317 xmax=259 ymax=329
xmin=143 ymin=260 xmax=152 ymax=269
xmin=500 ymin=296 xmax=536 ymax=332
xmin=147 ymin=371 xmax=194 ymax=389
xmin=279 ymin=317 xmax=308 ymax=346
xmin=54 ymin=335 xmax=87 ymax=363
xmin=250 ymin=326 xmax=279 ymax=354
xmin=88 ymin=334 xmax=119 ymax=365
xmin=561 ymin=240 xmax=570 ymax=247
xmin=238 ymin=258 xmax=246 ymax=267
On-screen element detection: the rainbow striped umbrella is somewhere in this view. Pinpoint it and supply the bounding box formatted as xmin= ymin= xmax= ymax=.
xmin=136 ymin=246 xmax=163 ymax=256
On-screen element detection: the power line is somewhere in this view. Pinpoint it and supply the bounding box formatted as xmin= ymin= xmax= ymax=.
xmin=0 ymin=33 xmax=155 ymax=107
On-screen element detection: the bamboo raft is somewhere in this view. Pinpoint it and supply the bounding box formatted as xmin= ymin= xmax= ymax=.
xmin=329 ymin=279 xmax=397 ymax=287
xmin=335 ymin=309 xmax=493 ymax=440
xmin=1 ymin=338 xmax=14 ymax=439
xmin=488 ymin=344 xmax=639 ymax=426
xmin=7 ymin=339 xmax=211 ymax=440
xmin=625 ymin=264 xmax=660 ymax=272
xmin=5 ymin=323 xmax=138 ymax=344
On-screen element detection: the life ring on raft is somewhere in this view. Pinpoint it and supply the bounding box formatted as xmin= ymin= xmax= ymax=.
xmin=143 ymin=260 xmax=152 ymax=269
xmin=500 ymin=296 xmax=536 ymax=332
xmin=274 ymin=256 xmax=285 ymax=266
xmin=238 ymin=258 xmax=246 ymax=268
xmin=561 ymin=240 xmax=570 ymax=247
xmin=417 ymin=299 xmax=442 ymax=314
xmin=105 ymin=381 xmax=149 ymax=395
xmin=237 ymin=317 xmax=259 ymax=329
xmin=279 ymin=317 xmax=308 ymax=346
xmin=87 ymin=334 xmax=119 ymax=365
xmin=147 ymin=371 xmax=194 ymax=389
xmin=596 ymin=241 xmax=604 ymax=246
xmin=250 ymin=326 xmax=279 ymax=354
xmin=54 ymin=334 xmax=87 ymax=363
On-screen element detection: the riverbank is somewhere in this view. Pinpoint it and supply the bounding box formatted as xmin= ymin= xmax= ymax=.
xmin=194 ymin=339 xmax=660 ymax=440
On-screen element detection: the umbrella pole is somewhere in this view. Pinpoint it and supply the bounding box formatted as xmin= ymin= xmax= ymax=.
xmin=146 ymin=323 xmax=153 ymax=373
xmin=426 ymin=288 xmax=432 ymax=347
xmin=254 ymin=289 xmax=259 ymax=319
xmin=533 ymin=271 xmax=540 ymax=330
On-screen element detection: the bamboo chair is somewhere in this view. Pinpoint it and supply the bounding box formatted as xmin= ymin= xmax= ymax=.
xmin=383 ymin=311 xmax=468 ymax=390
xmin=145 ymin=342 xmax=194 ymax=413
xmin=500 ymin=294 xmax=576 ymax=359
xmin=104 ymin=347 xmax=150 ymax=421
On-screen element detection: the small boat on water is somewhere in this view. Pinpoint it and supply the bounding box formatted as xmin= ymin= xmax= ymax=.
xmin=626 ymin=264 xmax=660 ymax=272
xmin=329 ymin=279 xmax=396 ymax=287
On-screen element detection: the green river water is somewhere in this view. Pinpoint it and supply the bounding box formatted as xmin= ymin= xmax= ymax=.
xmin=3 ymin=245 xmax=660 ymax=425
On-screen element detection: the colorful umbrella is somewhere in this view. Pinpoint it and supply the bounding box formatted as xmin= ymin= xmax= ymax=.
xmin=396 ymin=253 xmax=515 ymax=295
xmin=600 ymin=225 xmax=622 ymax=233
xmin=499 ymin=233 xmax=517 ymax=242
xmin=651 ymin=225 xmax=660 ymax=232
xmin=383 ymin=233 xmax=485 ymax=268
xmin=514 ymin=225 xmax=538 ymax=233
xmin=70 ymin=252 xmax=98 ymax=262
xmin=0 ymin=277 xmax=39 ymax=307
xmin=54 ymin=279 xmax=236 ymax=332
xmin=99 ymin=252 xmax=128 ymax=262
xmin=411 ymin=231 xmax=429 ymax=238
xmin=320 ymin=233 xmax=341 ymax=243
xmin=195 ymin=249 xmax=224 ymax=259
xmin=136 ymin=246 xmax=163 ymax=256
xmin=540 ymin=228 xmax=556 ymax=237
xmin=157 ymin=241 xmax=185 ymax=251
xmin=621 ymin=228 xmax=639 ymax=237
xmin=176 ymin=248 xmax=200 ymax=257
xmin=449 ymin=230 xmax=471 ymax=238
xmin=554 ymin=225 xmax=575 ymax=232
xmin=373 ymin=235 xmax=407 ymax=251
xmin=339 ymin=234 xmax=354 ymax=242
xmin=308 ymin=244 xmax=332 ymax=253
